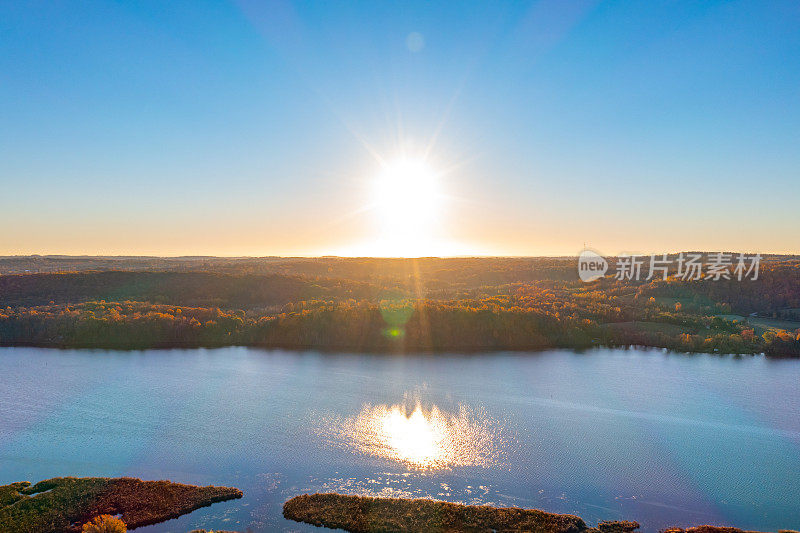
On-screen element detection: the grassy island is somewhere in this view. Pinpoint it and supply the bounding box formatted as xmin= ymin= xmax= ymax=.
xmin=283 ymin=493 xmax=800 ymax=533
xmin=283 ymin=493 xmax=639 ymax=533
xmin=0 ymin=476 xmax=242 ymax=533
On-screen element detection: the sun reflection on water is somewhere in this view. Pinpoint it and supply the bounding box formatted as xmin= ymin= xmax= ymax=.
xmin=378 ymin=405 xmax=447 ymax=467
xmin=326 ymin=402 xmax=508 ymax=470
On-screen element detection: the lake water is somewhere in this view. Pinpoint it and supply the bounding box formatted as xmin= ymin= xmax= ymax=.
xmin=1 ymin=347 xmax=799 ymax=532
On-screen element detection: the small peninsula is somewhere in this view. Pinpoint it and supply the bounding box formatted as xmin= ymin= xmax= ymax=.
xmin=0 ymin=476 xmax=242 ymax=533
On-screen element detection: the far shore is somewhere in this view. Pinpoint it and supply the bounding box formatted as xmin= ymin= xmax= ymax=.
xmin=0 ymin=340 xmax=783 ymax=358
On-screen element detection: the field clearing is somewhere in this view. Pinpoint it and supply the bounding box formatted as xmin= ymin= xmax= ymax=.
xmin=603 ymin=321 xmax=695 ymax=336
xmin=715 ymin=314 xmax=800 ymax=333
xmin=749 ymin=317 xmax=800 ymax=331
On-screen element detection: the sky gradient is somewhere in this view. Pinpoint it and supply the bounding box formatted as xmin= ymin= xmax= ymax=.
xmin=1 ymin=0 xmax=799 ymax=256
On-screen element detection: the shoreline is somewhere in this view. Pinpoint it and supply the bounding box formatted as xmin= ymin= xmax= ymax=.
xmin=0 ymin=340 xmax=784 ymax=358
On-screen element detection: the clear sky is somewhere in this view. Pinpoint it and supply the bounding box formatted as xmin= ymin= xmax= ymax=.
xmin=1 ymin=0 xmax=798 ymax=256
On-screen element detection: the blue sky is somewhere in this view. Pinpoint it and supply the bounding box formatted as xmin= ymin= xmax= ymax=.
xmin=1 ymin=0 xmax=798 ymax=255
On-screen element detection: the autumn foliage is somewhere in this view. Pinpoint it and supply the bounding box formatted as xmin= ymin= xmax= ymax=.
xmin=0 ymin=256 xmax=798 ymax=355
xmin=81 ymin=515 xmax=126 ymax=533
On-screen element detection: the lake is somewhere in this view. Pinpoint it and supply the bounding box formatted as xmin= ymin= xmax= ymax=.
xmin=1 ymin=347 xmax=799 ymax=532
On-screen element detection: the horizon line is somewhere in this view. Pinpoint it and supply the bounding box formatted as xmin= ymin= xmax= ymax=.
xmin=0 ymin=252 xmax=795 ymax=260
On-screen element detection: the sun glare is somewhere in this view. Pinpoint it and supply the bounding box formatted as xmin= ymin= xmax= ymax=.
xmin=381 ymin=405 xmax=446 ymax=466
xmin=322 ymin=401 xmax=508 ymax=469
xmin=372 ymin=156 xmax=441 ymax=238
xmin=334 ymin=152 xmax=486 ymax=257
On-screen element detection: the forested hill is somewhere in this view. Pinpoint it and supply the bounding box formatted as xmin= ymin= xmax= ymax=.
xmin=0 ymin=256 xmax=798 ymax=355
xmin=0 ymin=271 xmax=378 ymax=309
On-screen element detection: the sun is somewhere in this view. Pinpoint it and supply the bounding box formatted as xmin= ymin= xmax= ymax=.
xmin=334 ymin=152 xmax=485 ymax=257
xmin=370 ymin=156 xmax=443 ymax=250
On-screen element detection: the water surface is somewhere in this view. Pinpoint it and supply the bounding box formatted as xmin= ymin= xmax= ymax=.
xmin=1 ymin=347 xmax=799 ymax=532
